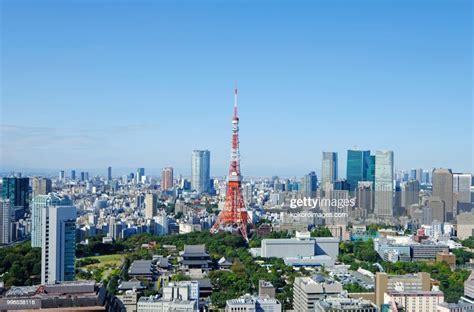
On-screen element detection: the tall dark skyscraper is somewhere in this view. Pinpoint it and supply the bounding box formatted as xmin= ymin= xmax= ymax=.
xmin=346 ymin=149 xmax=371 ymax=191
xmin=2 ymin=177 xmax=30 ymax=210
xmin=70 ymin=170 xmax=76 ymax=180
xmin=301 ymin=171 xmax=318 ymax=197
xmin=107 ymin=166 xmax=112 ymax=181
xmin=367 ymin=155 xmax=376 ymax=184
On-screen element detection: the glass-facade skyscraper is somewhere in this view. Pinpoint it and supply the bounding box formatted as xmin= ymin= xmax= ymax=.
xmin=321 ymin=152 xmax=338 ymax=191
xmin=346 ymin=150 xmax=371 ymax=192
xmin=374 ymin=150 xmax=394 ymax=217
xmin=191 ymin=150 xmax=211 ymax=194
xmin=301 ymin=171 xmax=318 ymax=197
xmin=2 ymin=177 xmax=30 ymax=211
xmin=31 ymin=194 xmax=72 ymax=248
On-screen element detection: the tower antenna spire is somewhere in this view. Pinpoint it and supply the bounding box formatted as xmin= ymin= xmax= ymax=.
xmin=234 ymin=81 xmax=238 ymax=117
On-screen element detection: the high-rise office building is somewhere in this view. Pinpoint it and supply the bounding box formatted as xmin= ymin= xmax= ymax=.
xmin=432 ymin=168 xmax=454 ymax=221
xmin=415 ymin=168 xmax=423 ymax=183
xmin=453 ymin=173 xmax=471 ymax=204
xmin=107 ymin=166 xmax=112 ymax=181
xmin=2 ymin=177 xmax=29 ymax=211
xmin=59 ymin=170 xmax=65 ymax=181
xmin=31 ymin=194 xmax=72 ymax=248
xmin=0 ymin=199 xmax=11 ymax=245
xmin=357 ymin=181 xmax=374 ymax=213
xmin=161 ymin=167 xmax=174 ymax=191
xmin=191 ymin=150 xmax=211 ymax=194
xmin=374 ymin=150 xmax=394 ymax=217
xmin=136 ymin=168 xmax=145 ymax=184
xmin=321 ymin=152 xmax=338 ymax=191
xmin=301 ymin=172 xmax=318 ymax=198
xmin=346 ymin=150 xmax=371 ymax=192
xmin=401 ymin=180 xmax=420 ymax=209
xmin=41 ymin=205 xmax=76 ymax=284
xmin=70 ymin=170 xmax=76 ymax=181
xmin=145 ymin=193 xmax=157 ymax=219
xmin=368 ymin=155 xmax=376 ymax=184
xmin=32 ymin=177 xmax=52 ymax=196
xmin=427 ymin=198 xmax=445 ymax=223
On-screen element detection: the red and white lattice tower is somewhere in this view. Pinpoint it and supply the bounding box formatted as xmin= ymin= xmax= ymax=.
xmin=210 ymin=87 xmax=249 ymax=241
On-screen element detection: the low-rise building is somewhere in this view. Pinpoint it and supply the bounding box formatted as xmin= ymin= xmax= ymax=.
xmin=225 ymin=294 xmax=281 ymax=312
xmin=314 ymin=295 xmax=378 ymax=312
xmin=384 ymin=289 xmax=444 ymax=312
xmin=293 ymin=275 xmax=343 ymax=312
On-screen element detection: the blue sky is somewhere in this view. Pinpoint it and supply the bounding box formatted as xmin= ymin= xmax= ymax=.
xmin=1 ymin=0 xmax=472 ymax=177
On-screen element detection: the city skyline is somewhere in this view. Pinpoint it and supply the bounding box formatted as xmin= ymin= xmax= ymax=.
xmin=1 ymin=1 xmax=472 ymax=175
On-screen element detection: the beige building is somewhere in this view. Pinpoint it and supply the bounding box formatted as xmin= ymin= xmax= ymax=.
xmin=384 ymin=289 xmax=444 ymax=312
xmin=436 ymin=252 xmax=456 ymax=269
xmin=145 ymin=192 xmax=157 ymax=219
xmin=293 ymin=276 xmax=343 ymax=312
xmin=432 ymin=168 xmax=454 ymax=221
xmin=375 ymin=272 xmax=431 ymax=308
xmin=456 ymin=212 xmax=474 ymax=240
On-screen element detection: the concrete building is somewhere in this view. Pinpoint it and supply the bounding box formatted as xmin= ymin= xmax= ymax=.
xmin=384 ymin=289 xmax=444 ymax=312
xmin=293 ymin=275 xmax=343 ymax=312
xmin=322 ymin=152 xmax=338 ymax=192
xmin=453 ymin=173 xmax=471 ymax=204
xmin=32 ymin=177 xmax=52 ymax=196
xmin=41 ymin=205 xmax=77 ymax=284
xmin=314 ymin=295 xmax=378 ymax=312
xmin=0 ymin=281 xmax=106 ymax=311
xmin=432 ymin=168 xmax=454 ymax=221
xmin=401 ymin=180 xmax=420 ymax=209
xmin=412 ymin=243 xmax=449 ymax=261
xmin=145 ymin=193 xmax=157 ymax=219
xmin=259 ymin=280 xmax=276 ymax=298
xmin=456 ymin=212 xmax=474 ymax=240
xmin=428 ymin=198 xmax=446 ymax=223
xmin=260 ymin=237 xmax=339 ymax=261
xmin=374 ymin=150 xmax=394 ymax=217
xmin=0 ymin=199 xmax=11 ymax=245
xmin=357 ymin=181 xmax=374 ymax=213
xmin=137 ymin=296 xmax=196 ymax=312
xmin=116 ymin=291 xmax=138 ymax=312
xmin=225 ymin=295 xmax=282 ymax=312
xmin=464 ymin=271 xmax=474 ymax=302
xmin=161 ymin=167 xmax=174 ymax=191
xmin=437 ymin=302 xmax=474 ymax=312
xmin=375 ymin=272 xmax=431 ymax=308
xmin=191 ymin=150 xmax=211 ymax=194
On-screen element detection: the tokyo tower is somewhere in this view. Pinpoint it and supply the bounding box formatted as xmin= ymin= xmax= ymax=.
xmin=210 ymin=87 xmax=249 ymax=241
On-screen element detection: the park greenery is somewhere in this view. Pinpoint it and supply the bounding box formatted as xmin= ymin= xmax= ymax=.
xmin=0 ymin=242 xmax=41 ymax=287
xmin=0 ymin=229 xmax=472 ymax=308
